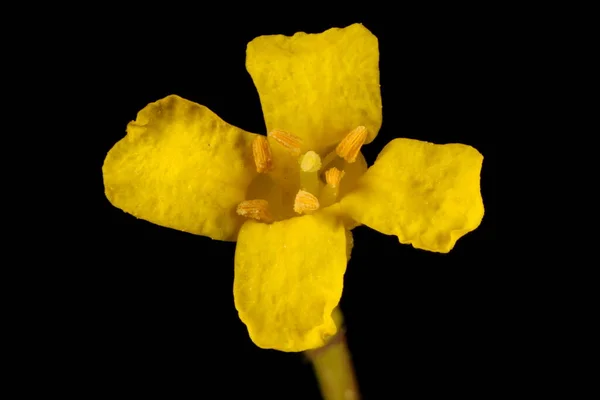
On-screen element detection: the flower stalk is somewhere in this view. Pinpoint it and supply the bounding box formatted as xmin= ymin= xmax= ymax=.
xmin=305 ymin=308 xmax=360 ymax=400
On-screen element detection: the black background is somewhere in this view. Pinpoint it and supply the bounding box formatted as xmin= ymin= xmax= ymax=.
xmin=89 ymin=10 xmax=498 ymax=399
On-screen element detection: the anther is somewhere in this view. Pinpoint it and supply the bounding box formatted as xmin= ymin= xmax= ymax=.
xmin=236 ymin=199 xmax=273 ymax=223
xmin=293 ymin=190 xmax=320 ymax=214
xmin=268 ymin=130 xmax=302 ymax=156
xmin=335 ymin=126 xmax=367 ymax=163
xmin=325 ymin=167 xmax=345 ymax=188
xmin=252 ymin=136 xmax=273 ymax=173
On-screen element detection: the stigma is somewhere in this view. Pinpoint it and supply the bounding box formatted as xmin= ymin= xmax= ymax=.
xmin=300 ymin=151 xmax=322 ymax=172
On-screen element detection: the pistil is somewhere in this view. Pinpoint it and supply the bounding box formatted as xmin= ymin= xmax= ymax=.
xmin=300 ymin=151 xmax=322 ymax=197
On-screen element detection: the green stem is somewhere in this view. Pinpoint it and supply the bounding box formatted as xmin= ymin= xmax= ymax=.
xmin=305 ymin=308 xmax=360 ymax=400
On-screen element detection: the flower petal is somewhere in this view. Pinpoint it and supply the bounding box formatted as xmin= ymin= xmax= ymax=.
xmin=246 ymin=23 xmax=382 ymax=153
xmin=103 ymin=95 xmax=258 ymax=241
xmin=341 ymin=138 xmax=485 ymax=253
xmin=234 ymin=213 xmax=348 ymax=352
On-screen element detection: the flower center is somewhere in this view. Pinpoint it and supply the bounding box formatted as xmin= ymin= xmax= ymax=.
xmin=236 ymin=127 xmax=368 ymax=223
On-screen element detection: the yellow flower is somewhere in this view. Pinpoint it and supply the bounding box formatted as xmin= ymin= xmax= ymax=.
xmin=102 ymin=24 xmax=484 ymax=352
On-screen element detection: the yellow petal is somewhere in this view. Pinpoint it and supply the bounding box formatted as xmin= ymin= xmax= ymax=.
xmin=341 ymin=138 xmax=485 ymax=253
xmin=103 ymin=95 xmax=258 ymax=241
xmin=234 ymin=213 xmax=348 ymax=352
xmin=246 ymin=23 xmax=382 ymax=153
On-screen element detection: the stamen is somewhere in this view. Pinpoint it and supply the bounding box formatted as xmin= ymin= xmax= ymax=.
xmin=300 ymin=151 xmax=322 ymax=172
xmin=320 ymin=167 xmax=344 ymax=207
xmin=320 ymin=149 xmax=339 ymax=171
xmin=268 ymin=130 xmax=302 ymax=156
xmin=252 ymin=136 xmax=273 ymax=173
xmin=293 ymin=190 xmax=320 ymax=214
xmin=325 ymin=167 xmax=345 ymax=188
xmin=336 ymin=126 xmax=368 ymax=163
xmin=236 ymin=199 xmax=273 ymax=223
